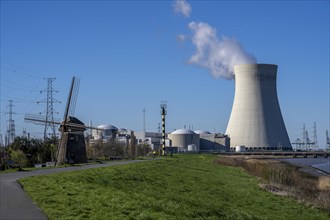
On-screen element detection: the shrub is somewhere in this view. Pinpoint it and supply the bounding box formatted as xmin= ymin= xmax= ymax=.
xmin=10 ymin=150 xmax=28 ymax=169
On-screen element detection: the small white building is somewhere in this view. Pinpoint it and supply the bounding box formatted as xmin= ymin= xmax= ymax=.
xmin=134 ymin=131 xmax=163 ymax=150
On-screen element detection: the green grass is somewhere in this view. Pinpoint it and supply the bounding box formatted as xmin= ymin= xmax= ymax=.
xmin=19 ymin=155 xmax=329 ymax=220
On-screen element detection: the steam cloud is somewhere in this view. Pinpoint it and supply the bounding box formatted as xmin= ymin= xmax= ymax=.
xmin=173 ymin=0 xmax=192 ymax=18
xmin=173 ymin=1 xmax=257 ymax=79
xmin=188 ymin=22 xmax=257 ymax=79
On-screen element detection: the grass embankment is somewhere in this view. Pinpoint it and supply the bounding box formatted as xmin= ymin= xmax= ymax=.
xmin=20 ymin=155 xmax=329 ymax=220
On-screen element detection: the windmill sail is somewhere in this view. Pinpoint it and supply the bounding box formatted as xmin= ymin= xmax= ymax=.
xmin=64 ymin=77 xmax=80 ymax=121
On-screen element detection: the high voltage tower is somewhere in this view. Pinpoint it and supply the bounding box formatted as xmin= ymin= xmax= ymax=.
xmin=326 ymin=130 xmax=330 ymax=151
xmin=6 ymin=100 xmax=16 ymax=145
xmin=38 ymin=78 xmax=60 ymax=139
xmin=292 ymin=122 xmax=319 ymax=151
xmin=313 ymin=122 xmax=318 ymax=150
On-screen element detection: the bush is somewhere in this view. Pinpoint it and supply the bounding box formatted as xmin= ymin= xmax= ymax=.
xmin=10 ymin=150 xmax=28 ymax=169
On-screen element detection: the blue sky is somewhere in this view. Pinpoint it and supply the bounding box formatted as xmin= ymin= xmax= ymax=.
xmin=1 ymin=1 xmax=329 ymax=148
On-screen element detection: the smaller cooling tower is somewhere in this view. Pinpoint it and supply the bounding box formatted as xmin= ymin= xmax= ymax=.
xmin=226 ymin=64 xmax=292 ymax=151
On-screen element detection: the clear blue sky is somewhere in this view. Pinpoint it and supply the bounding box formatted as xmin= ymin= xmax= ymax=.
xmin=1 ymin=1 xmax=329 ymax=148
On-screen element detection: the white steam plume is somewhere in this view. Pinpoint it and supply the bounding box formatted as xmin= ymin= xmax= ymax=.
xmin=173 ymin=0 xmax=192 ymax=18
xmin=188 ymin=22 xmax=257 ymax=79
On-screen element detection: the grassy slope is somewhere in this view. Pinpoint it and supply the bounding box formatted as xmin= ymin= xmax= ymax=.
xmin=19 ymin=155 xmax=329 ymax=220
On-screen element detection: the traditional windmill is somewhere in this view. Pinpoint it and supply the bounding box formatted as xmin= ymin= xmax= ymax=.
xmin=25 ymin=77 xmax=100 ymax=165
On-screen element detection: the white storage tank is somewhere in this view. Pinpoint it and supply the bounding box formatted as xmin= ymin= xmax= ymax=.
xmin=168 ymin=129 xmax=200 ymax=151
xmin=235 ymin=145 xmax=246 ymax=152
xmin=187 ymin=144 xmax=197 ymax=152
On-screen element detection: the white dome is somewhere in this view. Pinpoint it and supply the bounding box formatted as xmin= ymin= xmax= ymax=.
xmin=194 ymin=130 xmax=211 ymax=135
xmin=97 ymin=124 xmax=118 ymax=131
xmin=171 ymin=129 xmax=196 ymax=135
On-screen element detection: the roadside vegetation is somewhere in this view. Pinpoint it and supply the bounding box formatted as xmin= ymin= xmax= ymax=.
xmin=20 ymin=154 xmax=329 ymax=220
xmin=0 ymin=136 xmax=57 ymax=171
xmin=217 ymin=156 xmax=330 ymax=212
xmin=0 ymin=135 xmax=151 ymax=172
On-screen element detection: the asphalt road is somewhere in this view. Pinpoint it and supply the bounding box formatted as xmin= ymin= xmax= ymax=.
xmin=0 ymin=160 xmax=146 ymax=220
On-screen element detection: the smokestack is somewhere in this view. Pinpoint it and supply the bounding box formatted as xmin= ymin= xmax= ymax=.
xmin=226 ymin=64 xmax=292 ymax=151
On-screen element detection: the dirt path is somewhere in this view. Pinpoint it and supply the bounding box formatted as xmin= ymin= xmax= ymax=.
xmin=0 ymin=160 xmax=146 ymax=220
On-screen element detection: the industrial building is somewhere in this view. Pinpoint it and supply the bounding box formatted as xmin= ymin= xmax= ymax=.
xmin=166 ymin=129 xmax=230 ymax=153
xmin=89 ymin=124 xmax=119 ymax=145
xmin=195 ymin=130 xmax=230 ymax=153
xmin=135 ymin=131 xmax=163 ymax=150
xmin=88 ymin=124 xmax=230 ymax=153
xmin=226 ymin=64 xmax=292 ymax=151
xmin=168 ymin=129 xmax=200 ymax=152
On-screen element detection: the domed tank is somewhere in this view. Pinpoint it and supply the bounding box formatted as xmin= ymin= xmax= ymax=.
xmin=168 ymin=129 xmax=200 ymax=151
xmin=194 ymin=130 xmax=211 ymax=135
xmin=93 ymin=124 xmax=118 ymax=140
xmin=118 ymin=128 xmax=128 ymax=135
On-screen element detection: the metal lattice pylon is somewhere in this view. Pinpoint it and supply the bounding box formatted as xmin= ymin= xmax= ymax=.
xmin=6 ymin=100 xmax=15 ymax=145
xmin=38 ymin=78 xmax=61 ymax=139
xmin=312 ymin=122 xmax=318 ymax=150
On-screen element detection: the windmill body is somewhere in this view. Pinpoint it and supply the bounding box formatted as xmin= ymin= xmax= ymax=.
xmin=57 ymin=116 xmax=87 ymax=165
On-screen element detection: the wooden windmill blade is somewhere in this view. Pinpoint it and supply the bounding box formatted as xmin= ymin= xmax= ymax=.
xmin=56 ymin=76 xmax=82 ymax=165
xmin=24 ymin=114 xmax=62 ymax=139
xmin=63 ymin=77 xmax=80 ymax=122
xmin=24 ymin=114 xmax=61 ymax=126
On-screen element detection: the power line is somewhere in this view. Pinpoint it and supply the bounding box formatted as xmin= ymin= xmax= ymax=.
xmin=0 ymin=84 xmax=40 ymax=92
xmin=2 ymin=79 xmax=42 ymax=90
xmin=0 ymin=59 xmax=49 ymax=78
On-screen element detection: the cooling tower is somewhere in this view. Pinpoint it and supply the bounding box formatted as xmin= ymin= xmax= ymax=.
xmin=226 ymin=64 xmax=292 ymax=151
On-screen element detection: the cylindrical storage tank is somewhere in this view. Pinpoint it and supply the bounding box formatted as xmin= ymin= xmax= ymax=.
xmin=235 ymin=145 xmax=246 ymax=152
xmin=188 ymin=144 xmax=197 ymax=152
xmin=226 ymin=64 xmax=292 ymax=151
xmin=168 ymin=129 xmax=200 ymax=151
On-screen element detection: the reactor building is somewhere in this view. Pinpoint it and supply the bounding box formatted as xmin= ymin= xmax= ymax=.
xmin=226 ymin=64 xmax=292 ymax=151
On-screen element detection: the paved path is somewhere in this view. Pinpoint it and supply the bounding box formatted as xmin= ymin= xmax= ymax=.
xmin=0 ymin=160 xmax=146 ymax=220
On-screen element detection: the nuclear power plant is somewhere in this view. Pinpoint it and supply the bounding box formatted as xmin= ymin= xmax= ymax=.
xmin=88 ymin=64 xmax=293 ymax=153
xmin=226 ymin=64 xmax=292 ymax=151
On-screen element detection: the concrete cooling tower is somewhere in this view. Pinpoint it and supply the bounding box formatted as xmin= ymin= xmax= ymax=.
xmin=226 ymin=64 xmax=292 ymax=151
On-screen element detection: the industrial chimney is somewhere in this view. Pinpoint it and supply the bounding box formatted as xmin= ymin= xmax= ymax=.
xmin=226 ymin=64 xmax=292 ymax=151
